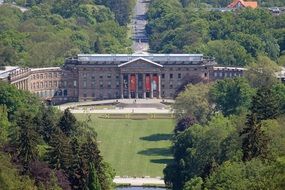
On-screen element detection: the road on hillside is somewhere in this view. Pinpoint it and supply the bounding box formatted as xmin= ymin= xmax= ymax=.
xmin=131 ymin=0 xmax=150 ymax=53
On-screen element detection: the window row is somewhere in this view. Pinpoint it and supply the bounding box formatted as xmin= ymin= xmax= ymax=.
xmin=214 ymin=72 xmax=242 ymax=78
xmin=81 ymin=73 xmax=120 ymax=80
xmin=31 ymin=81 xmax=67 ymax=89
xmin=32 ymin=72 xmax=61 ymax=80
xmin=82 ymin=81 xmax=120 ymax=88
xmin=35 ymin=89 xmax=67 ymax=98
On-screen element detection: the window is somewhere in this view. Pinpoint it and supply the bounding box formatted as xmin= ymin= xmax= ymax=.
xmin=100 ymin=81 xmax=103 ymax=88
xmin=100 ymin=75 xmax=103 ymax=79
xmin=53 ymin=81 xmax=57 ymax=87
xmin=178 ymin=73 xmax=181 ymax=79
xmin=161 ymin=74 xmax=165 ymax=79
xmin=45 ymin=81 xmax=48 ymax=88
xmin=170 ymin=81 xmax=173 ymax=89
xmin=63 ymin=90 xmax=68 ymax=96
xmin=49 ymin=81 xmax=52 ymax=87
xmin=83 ymin=81 xmax=87 ymax=88
xmin=116 ymin=81 xmax=120 ymax=88
xmin=116 ymin=75 xmax=119 ymax=79
xmin=49 ymin=73 xmax=52 ymax=78
xmin=204 ymin=73 xmax=208 ymax=77
xmin=162 ymin=84 xmax=165 ymax=88
xmin=107 ymin=74 xmax=111 ymax=78
xmin=91 ymin=81 xmax=95 ymax=87
xmin=108 ymin=81 xmax=111 ymax=88
xmin=73 ymin=80 xmax=77 ymax=87
xmin=40 ymin=74 xmax=43 ymax=79
xmin=170 ymin=74 xmax=173 ymax=79
xmin=214 ymin=72 xmax=218 ymax=77
xmin=83 ymin=93 xmax=87 ymax=97
xmin=63 ymin=81 xmax=67 ymax=87
xmin=91 ymin=76 xmax=95 ymax=80
xmin=92 ymin=93 xmax=95 ymax=97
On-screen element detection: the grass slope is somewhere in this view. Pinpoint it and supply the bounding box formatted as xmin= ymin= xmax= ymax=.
xmin=76 ymin=114 xmax=174 ymax=177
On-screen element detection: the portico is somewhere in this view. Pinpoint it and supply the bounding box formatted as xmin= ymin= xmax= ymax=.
xmin=118 ymin=57 xmax=162 ymax=99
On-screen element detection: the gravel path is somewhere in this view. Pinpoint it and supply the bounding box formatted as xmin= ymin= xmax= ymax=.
xmin=114 ymin=177 xmax=165 ymax=187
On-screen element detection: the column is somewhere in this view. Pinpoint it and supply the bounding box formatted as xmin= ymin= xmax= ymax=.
xmin=142 ymin=74 xmax=146 ymax=98
xmin=128 ymin=73 xmax=131 ymax=99
xmin=150 ymin=74 xmax=153 ymax=99
xmin=120 ymin=74 xmax=124 ymax=99
xmin=158 ymin=73 xmax=161 ymax=99
xmin=135 ymin=73 xmax=139 ymax=99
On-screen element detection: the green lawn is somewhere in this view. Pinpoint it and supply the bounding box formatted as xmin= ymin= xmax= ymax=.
xmin=75 ymin=114 xmax=174 ymax=177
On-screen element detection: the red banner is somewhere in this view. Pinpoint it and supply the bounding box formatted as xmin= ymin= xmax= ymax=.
xmin=130 ymin=75 xmax=136 ymax=92
xmin=153 ymin=75 xmax=158 ymax=91
xmin=145 ymin=76 xmax=151 ymax=91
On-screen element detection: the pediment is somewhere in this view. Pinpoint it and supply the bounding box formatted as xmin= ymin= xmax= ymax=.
xmin=118 ymin=57 xmax=163 ymax=68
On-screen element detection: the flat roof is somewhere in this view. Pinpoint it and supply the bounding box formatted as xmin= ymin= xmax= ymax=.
xmin=31 ymin=67 xmax=61 ymax=72
xmin=77 ymin=54 xmax=205 ymax=62
xmin=0 ymin=66 xmax=19 ymax=79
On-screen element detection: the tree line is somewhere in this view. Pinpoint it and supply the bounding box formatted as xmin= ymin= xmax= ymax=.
xmin=0 ymin=81 xmax=114 ymax=190
xmin=0 ymin=0 xmax=133 ymax=68
xmin=146 ymin=0 xmax=285 ymax=67
xmin=164 ymin=57 xmax=285 ymax=189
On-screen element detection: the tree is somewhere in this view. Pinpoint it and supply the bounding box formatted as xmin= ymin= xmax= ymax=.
xmin=174 ymin=115 xmax=197 ymax=134
xmin=15 ymin=110 xmax=39 ymax=173
xmin=174 ymin=83 xmax=212 ymax=124
xmin=87 ymin=163 xmax=101 ymax=190
xmin=205 ymin=40 xmax=252 ymax=66
xmin=240 ymin=86 xmax=282 ymax=161
xmin=80 ymin=136 xmax=114 ymax=190
xmin=36 ymin=106 xmax=58 ymax=143
xmin=204 ymin=159 xmax=285 ymax=190
xmin=0 ymin=105 xmax=9 ymax=143
xmin=46 ymin=131 xmax=72 ymax=170
xmin=59 ymin=109 xmax=77 ymax=137
xmin=164 ymin=114 xmax=236 ymax=190
xmin=245 ymin=56 xmax=281 ymax=88
xmin=249 ymin=87 xmax=282 ymax=122
xmin=210 ymin=77 xmax=254 ymax=116
xmin=68 ymin=138 xmax=87 ymax=190
xmin=241 ymin=115 xmax=269 ymax=161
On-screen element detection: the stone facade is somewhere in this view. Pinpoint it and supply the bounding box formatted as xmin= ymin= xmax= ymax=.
xmin=0 ymin=54 xmax=248 ymax=104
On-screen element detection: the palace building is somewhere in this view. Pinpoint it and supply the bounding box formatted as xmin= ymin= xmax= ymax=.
xmin=0 ymin=54 xmax=247 ymax=104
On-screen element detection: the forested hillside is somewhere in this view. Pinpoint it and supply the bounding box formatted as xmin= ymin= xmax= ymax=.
xmin=146 ymin=0 xmax=285 ymax=66
xmin=166 ymin=56 xmax=285 ymax=190
xmin=0 ymin=81 xmax=114 ymax=189
xmin=0 ymin=0 xmax=134 ymax=67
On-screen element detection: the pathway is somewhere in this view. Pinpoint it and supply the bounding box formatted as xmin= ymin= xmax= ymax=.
xmin=57 ymin=99 xmax=175 ymax=114
xmin=131 ymin=0 xmax=150 ymax=53
xmin=114 ymin=177 xmax=165 ymax=187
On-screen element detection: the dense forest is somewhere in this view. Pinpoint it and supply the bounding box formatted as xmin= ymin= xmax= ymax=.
xmin=146 ymin=0 xmax=285 ymax=66
xmin=0 ymin=0 xmax=135 ymax=67
xmin=165 ymin=57 xmax=285 ymax=189
xmin=0 ymin=81 xmax=114 ymax=189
